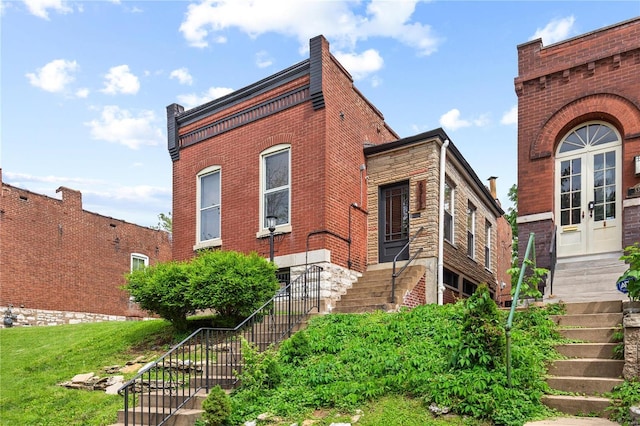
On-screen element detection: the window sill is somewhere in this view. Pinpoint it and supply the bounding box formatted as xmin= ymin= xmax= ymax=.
xmin=445 ymin=239 xmax=456 ymax=249
xmin=193 ymin=238 xmax=222 ymax=251
xmin=467 ymin=255 xmax=477 ymax=263
xmin=256 ymin=224 xmax=292 ymax=239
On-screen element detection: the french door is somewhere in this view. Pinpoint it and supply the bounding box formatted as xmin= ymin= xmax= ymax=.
xmin=555 ymin=123 xmax=622 ymax=257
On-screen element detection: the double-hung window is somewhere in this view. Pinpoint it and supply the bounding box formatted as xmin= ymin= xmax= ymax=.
xmin=467 ymin=202 xmax=476 ymax=259
xmin=130 ymin=253 xmax=149 ymax=271
xmin=261 ymin=146 xmax=290 ymax=230
xmin=196 ymin=166 xmax=221 ymax=248
xmin=444 ymin=181 xmax=454 ymax=243
xmin=485 ymin=220 xmax=492 ymax=270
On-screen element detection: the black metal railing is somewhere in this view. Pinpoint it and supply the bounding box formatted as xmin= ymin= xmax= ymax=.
xmin=391 ymin=226 xmax=424 ymax=304
xmin=117 ymin=264 xmax=322 ymax=426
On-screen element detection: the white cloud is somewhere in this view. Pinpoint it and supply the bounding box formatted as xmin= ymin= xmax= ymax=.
xmin=85 ymin=105 xmax=163 ymax=149
xmin=530 ymin=16 xmax=576 ymax=45
xmin=101 ymin=65 xmax=140 ymax=95
xmin=501 ymin=105 xmax=517 ymax=126
xmin=256 ymin=50 xmax=273 ymax=68
xmin=439 ymin=109 xmax=490 ymax=131
xmin=3 ymin=171 xmax=103 ymax=186
xmin=177 ymin=86 xmax=235 ymax=109
xmin=170 ymin=68 xmax=194 ymax=85
xmin=22 ymin=0 xmax=72 ymax=19
xmin=75 ymin=88 xmax=89 ymax=98
xmin=179 ymin=0 xmax=440 ymax=56
xmin=26 ymin=59 xmax=78 ymax=93
xmin=439 ymin=109 xmax=470 ymax=131
xmin=333 ymin=49 xmax=384 ymax=80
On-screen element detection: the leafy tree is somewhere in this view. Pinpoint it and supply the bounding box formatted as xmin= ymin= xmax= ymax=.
xmin=124 ymin=260 xmax=195 ymax=332
xmin=505 ymin=184 xmax=518 ymax=261
xmin=154 ymin=212 xmax=172 ymax=233
xmin=188 ymin=250 xmax=279 ymax=321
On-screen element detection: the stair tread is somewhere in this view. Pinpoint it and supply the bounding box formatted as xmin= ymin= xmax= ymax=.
xmin=543 ymin=394 xmax=612 ymax=402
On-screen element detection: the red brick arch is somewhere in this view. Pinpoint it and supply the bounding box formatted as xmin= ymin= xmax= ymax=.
xmin=530 ymin=93 xmax=640 ymax=159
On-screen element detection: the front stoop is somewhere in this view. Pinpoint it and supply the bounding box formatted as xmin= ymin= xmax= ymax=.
xmin=543 ymin=301 xmax=624 ymax=418
xmin=331 ymin=265 xmax=425 ymax=313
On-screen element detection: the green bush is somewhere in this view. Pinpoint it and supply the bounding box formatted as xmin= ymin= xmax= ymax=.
xmin=450 ymin=284 xmax=505 ymax=370
xmin=124 ymin=250 xmax=279 ymax=330
xmin=188 ymin=250 xmax=279 ymax=320
xmin=124 ymin=260 xmax=195 ymax=332
xmin=201 ymin=385 xmax=232 ymax=426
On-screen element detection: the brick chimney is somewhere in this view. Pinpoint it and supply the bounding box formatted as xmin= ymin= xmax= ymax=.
xmin=56 ymin=186 xmax=82 ymax=210
xmin=488 ymin=176 xmax=498 ymax=201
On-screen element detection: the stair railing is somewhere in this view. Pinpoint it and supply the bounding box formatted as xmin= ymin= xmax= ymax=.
xmin=117 ymin=264 xmax=322 ymax=426
xmin=505 ymin=232 xmax=536 ymax=387
xmin=391 ymin=226 xmax=425 ymax=304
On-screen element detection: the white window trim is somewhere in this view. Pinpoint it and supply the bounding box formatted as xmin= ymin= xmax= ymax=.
xmin=485 ymin=220 xmax=492 ymax=271
xmin=130 ymin=253 xmax=149 ymax=271
xmin=194 ymin=165 xmax=222 ymax=251
xmin=467 ymin=203 xmax=476 ymax=259
xmin=257 ymin=144 xmax=292 ymax=238
xmin=444 ymin=181 xmax=455 ymax=244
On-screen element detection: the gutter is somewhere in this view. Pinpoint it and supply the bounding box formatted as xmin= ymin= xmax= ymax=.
xmin=437 ymin=139 xmax=450 ymax=305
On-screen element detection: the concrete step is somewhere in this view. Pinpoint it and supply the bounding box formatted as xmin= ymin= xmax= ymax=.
xmin=129 ymin=389 xmax=207 ymax=410
xmin=547 ymin=359 xmax=623 ymax=378
xmin=541 ymin=395 xmax=612 ymax=417
xmin=546 ymin=375 xmax=624 ymax=395
xmin=563 ymin=301 xmax=622 ymax=315
xmin=551 ymin=313 xmax=622 ymax=327
xmin=117 ymin=407 xmax=203 ymax=425
xmin=332 ymin=304 xmax=389 ymax=314
xmin=559 ymin=327 xmax=617 ymax=343
xmin=555 ymin=343 xmax=617 ymax=359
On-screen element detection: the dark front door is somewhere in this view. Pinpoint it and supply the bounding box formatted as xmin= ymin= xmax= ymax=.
xmin=379 ymin=182 xmax=410 ymax=263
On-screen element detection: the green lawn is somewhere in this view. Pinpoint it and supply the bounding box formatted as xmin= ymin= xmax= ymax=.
xmin=0 ymin=320 xmax=172 ymax=425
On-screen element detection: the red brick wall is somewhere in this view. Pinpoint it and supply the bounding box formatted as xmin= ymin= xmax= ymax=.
xmin=171 ymin=36 xmax=396 ymax=272
xmin=402 ymin=276 xmax=425 ymax=309
xmin=0 ymin=180 xmax=172 ymax=317
xmin=516 ymin=18 xmax=640 ymax=217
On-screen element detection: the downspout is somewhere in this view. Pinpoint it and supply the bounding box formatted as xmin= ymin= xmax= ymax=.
xmin=437 ymin=139 xmax=450 ymax=305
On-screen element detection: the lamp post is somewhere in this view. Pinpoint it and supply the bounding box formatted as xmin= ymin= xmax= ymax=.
xmin=266 ymin=215 xmax=277 ymax=263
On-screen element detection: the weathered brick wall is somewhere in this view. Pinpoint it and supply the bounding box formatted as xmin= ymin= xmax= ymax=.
xmin=443 ymin=154 xmax=500 ymax=291
xmin=0 ymin=179 xmax=172 ymax=317
xmin=401 ymin=276 xmax=425 ymax=309
xmin=516 ymin=18 xmax=640 ymax=256
xmin=171 ymin=36 xmax=395 ymax=274
xmin=623 ymin=201 xmax=640 ymax=247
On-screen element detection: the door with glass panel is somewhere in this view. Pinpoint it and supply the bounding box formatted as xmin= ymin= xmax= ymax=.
xmin=555 ymin=122 xmax=622 ymax=257
xmin=379 ymin=182 xmax=410 ymax=263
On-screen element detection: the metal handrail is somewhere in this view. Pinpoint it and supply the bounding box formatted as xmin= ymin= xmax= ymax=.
xmin=117 ymin=264 xmax=322 ymax=426
xmin=391 ymin=226 xmax=425 ymax=304
xmin=505 ymin=232 xmax=535 ymax=387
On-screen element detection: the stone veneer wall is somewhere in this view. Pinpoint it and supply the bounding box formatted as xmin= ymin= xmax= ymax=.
xmin=290 ymin=262 xmax=360 ymax=312
xmin=0 ymin=306 xmax=145 ymax=328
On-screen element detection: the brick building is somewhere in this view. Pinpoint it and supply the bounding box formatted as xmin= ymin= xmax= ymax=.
xmin=168 ymin=35 xmax=511 ymax=308
xmin=516 ymin=18 xmax=640 ymax=279
xmin=0 ymin=170 xmax=172 ymax=325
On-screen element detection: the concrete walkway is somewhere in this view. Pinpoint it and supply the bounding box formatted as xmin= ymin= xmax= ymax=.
xmin=525 ymin=418 xmax=619 ymax=426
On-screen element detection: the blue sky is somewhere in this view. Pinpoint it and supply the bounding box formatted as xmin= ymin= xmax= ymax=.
xmin=1 ymin=1 xmax=638 ymax=227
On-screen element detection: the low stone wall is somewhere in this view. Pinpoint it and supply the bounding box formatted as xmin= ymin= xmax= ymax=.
xmin=1 ymin=306 xmax=129 ymax=328
xmin=290 ymin=262 xmax=360 ymax=313
xmin=623 ymin=310 xmax=640 ymax=380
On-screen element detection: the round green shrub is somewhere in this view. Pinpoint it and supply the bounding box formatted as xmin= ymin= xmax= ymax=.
xmin=201 ymin=385 xmax=232 ymax=426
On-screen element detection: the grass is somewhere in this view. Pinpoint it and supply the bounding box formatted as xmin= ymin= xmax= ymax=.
xmin=0 ymin=295 xmax=565 ymax=426
xmin=0 ymin=319 xmax=173 ymax=425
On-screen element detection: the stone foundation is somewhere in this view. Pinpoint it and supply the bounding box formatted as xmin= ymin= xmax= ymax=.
xmin=623 ymin=312 xmax=640 ymax=380
xmin=0 ymin=306 xmax=137 ymax=328
xmin=290 ymin=262 xmax=360 ymax=313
